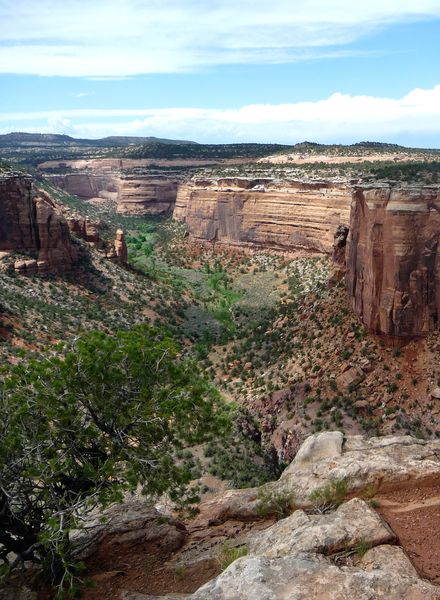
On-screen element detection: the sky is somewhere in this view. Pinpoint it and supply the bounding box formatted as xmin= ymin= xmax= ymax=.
xmin=1 ymin=0 xmax=440 ymax=146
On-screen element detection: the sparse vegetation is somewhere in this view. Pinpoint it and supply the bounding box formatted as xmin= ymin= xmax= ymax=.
xmin=216 ymin=543 xmax=249 ymax=570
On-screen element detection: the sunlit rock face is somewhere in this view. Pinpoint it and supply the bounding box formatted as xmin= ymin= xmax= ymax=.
xmin=346 ymin=184 xmax=440 ymax=337
xmin=0 ymin=175 xmax=78 ymax=274
xmin=48 ymin=173 xmax=178 ymax=216
xmin=173 ymin=178 xmax=352 ymax=253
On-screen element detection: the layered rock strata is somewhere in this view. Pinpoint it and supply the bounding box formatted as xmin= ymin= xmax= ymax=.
xmin=47 ymin=173 xmax=178 ymax=216
xmin=0 ymin=175 xmax=78 ymax=274
xmin=346 ymin=184 xmax=440 ymax=337
xmin=173 ymin=178 xmax=352 ymax=253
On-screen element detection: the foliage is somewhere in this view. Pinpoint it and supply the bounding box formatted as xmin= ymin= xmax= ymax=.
xmin=255 ymin=487 xmax=295 ymax=520
xmin=354 ymin=538 xmax=371 ymax=558
xmin=0 ymin=324 xmax=227 ymax=595
xmin=308 ymin=479 xmax=348 ymax=513
xmin=216 ymin=543 xmax=248 ymax=570
xmin=204 ymin=406 xmax=283 ymax=488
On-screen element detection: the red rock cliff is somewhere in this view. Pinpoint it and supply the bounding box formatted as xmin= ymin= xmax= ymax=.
xmin=0 ymin=174 xmax=78 ymax=274
xmin=47 ymin=173 xmax=178 ymax=216
xmin=346 ymin=184 xmax=440 ymax=337
xmin=173 ymin=178 xmax=352 ymax=253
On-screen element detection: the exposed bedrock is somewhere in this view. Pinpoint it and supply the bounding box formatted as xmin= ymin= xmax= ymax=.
xmin=346 ymin=184 xmax=440 ymax=338
xmin=0 ymin=174 xmax=78 ymax=274
xmin=47 ymin=173 xmax=178 ymax=216
xmin=173 ymin=178 xmax=352 ymax=253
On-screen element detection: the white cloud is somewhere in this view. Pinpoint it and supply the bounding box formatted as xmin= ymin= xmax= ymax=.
xmin=1 ymin=84 xmax=440 ymax=145
xmin=0 ymin=0 xmax=439 ymax=76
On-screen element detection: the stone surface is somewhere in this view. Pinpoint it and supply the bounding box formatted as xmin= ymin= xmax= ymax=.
xmin=328 ymin=223 xmax=349 ymax=285
xmin=0 ymin=175 xmax=79 ymax=274
xmin=174 ymin=178 xmax=352 ymax=253
xmin=292 ymin=431 xmax=343 ymax=467
xmin=187 ymin=552 xmax=439 ymax=600
xmin=249 ymin=498 xmax=394 ymax=558
xmin=336 ymin=365 xmax=365 ymax=389
xmin=346 ymin=183 xmax=440 ymax=337
xmin=80 ymin=433 xmax=440 ymax=600
xmin=276 ymin=433 xmax=440 ymax=504
xmin=361 ymin=544 xmax=419 ymax=578
xmin=72 ymin=501 xmax=187 ymax=560
xmin=199 ymin=433 xmax=440 ymax=522
xmin=114 ymin=228 xmax=128 ymax=264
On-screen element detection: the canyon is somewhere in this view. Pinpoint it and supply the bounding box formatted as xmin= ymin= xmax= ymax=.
xmin=9 ymin=163 xmax=440 ymax=338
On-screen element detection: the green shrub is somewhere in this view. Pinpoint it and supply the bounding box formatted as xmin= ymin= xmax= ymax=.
xmin=256 ymin=487 xmax=295 ymax=520
xmin=309 ymin=479 xmax=347 ymax=513
xmin=217 ymin=543 xmax=248 ymax=570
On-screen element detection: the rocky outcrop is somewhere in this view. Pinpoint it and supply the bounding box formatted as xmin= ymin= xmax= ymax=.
xmin=195 ymin=431 xmax=440 ymax=522
xmin=122 ymin=432 xmax=440 ymax=600
xmin=346 ymin=184 xmax=440 ymax=337
xmin=113 ymin=228 xmax=128 ymax=264
xmin=0 ymin=174 xmax=128 ymax=275
xmin=47 ymin=173 xmax=178 ymax=216
xmin=328 ymin=223 xmax=349 ymax=286
xmin=67 ymin=217 xmax=128 ymax=266
xmin=173 ymin=178 xmax=352 ymax=253
xmin=0 ymin=175 xmax=78 ymax=274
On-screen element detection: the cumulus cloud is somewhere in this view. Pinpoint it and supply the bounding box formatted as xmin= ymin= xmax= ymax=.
xmin=1 ymin=85 xmax=440 ymax=145
xmin=0 ymin=0 xmax=440 ymax=76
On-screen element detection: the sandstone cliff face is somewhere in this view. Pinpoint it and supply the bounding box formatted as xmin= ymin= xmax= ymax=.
xmin=346 ymin=184 xmax=440 ymax=337
xmin=46 ymin=174 xmax=118 ymax=201
xmin=116 ymin=176 xmax=178 ymax=215
xmin=173 ymin=178 xmax=352 ymax=253
xmin=47 ymin=173 xmax=178 ymax=216
xmin=0 ymin=175 xmax=78 ymax=274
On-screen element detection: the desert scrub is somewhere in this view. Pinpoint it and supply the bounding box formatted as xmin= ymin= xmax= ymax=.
xmin=354 ymin=538 xmax=371 ymax=558
xmin=256 ymin=487 xmax=295 ymax=520
xmin=217 ymin=543 xmax=248 ymax=570
xmin=309 ymin=479 xmax=348 ymax=513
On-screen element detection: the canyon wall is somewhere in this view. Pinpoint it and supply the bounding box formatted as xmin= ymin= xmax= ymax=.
xmin=0 ymin=174 xmax=79 ymax=274
xmin=0 ymin=174 xmax=128 ymax=275
xmin=47 ymin=173 xmax=178 ymax=216
xmin=346 ymin=184 xmax=440 ymax=337
xmin=173 ymin=178 xmax=352 ymax=253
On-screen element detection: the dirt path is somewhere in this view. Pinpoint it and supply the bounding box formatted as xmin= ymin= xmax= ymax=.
xmin=376 ymin=481 xmax=440 ymax=582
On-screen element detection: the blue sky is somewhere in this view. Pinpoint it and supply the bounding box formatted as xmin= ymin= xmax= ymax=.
xmin=1 ymin=0 xmax=440 ymax=145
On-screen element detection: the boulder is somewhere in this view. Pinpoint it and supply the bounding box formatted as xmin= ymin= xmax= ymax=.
xmin=249 ymin=498 xmax=394 ymax=558
xmin=291 ymin=431 xmax=343 ymax=467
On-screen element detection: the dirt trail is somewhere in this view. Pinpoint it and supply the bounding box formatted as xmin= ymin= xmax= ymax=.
xmin=376 ymin=481 xmax=440 ymax=582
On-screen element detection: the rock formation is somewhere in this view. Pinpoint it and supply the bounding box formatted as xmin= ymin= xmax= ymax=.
xmin=81 ymin=432 xmax=440 ymax=600
xmin=0 ymin=174 xmax=128 ymax=275
xmin=0 ymin=174 xmax=78 ymax=274
xmin=113 ymin=228 xmax=128 ymax=264
xmin=328 ymin=223 xmax=349 ymax=286
xmin=173 ymin=178 xmax=352 ymax=253
xmin=346 ymin=184 xmax=440 ymax=337
xmin=116 ymin=176 xmax=178 ymax=215
xmin=47 ymin=173 xmax=178 ymax=216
